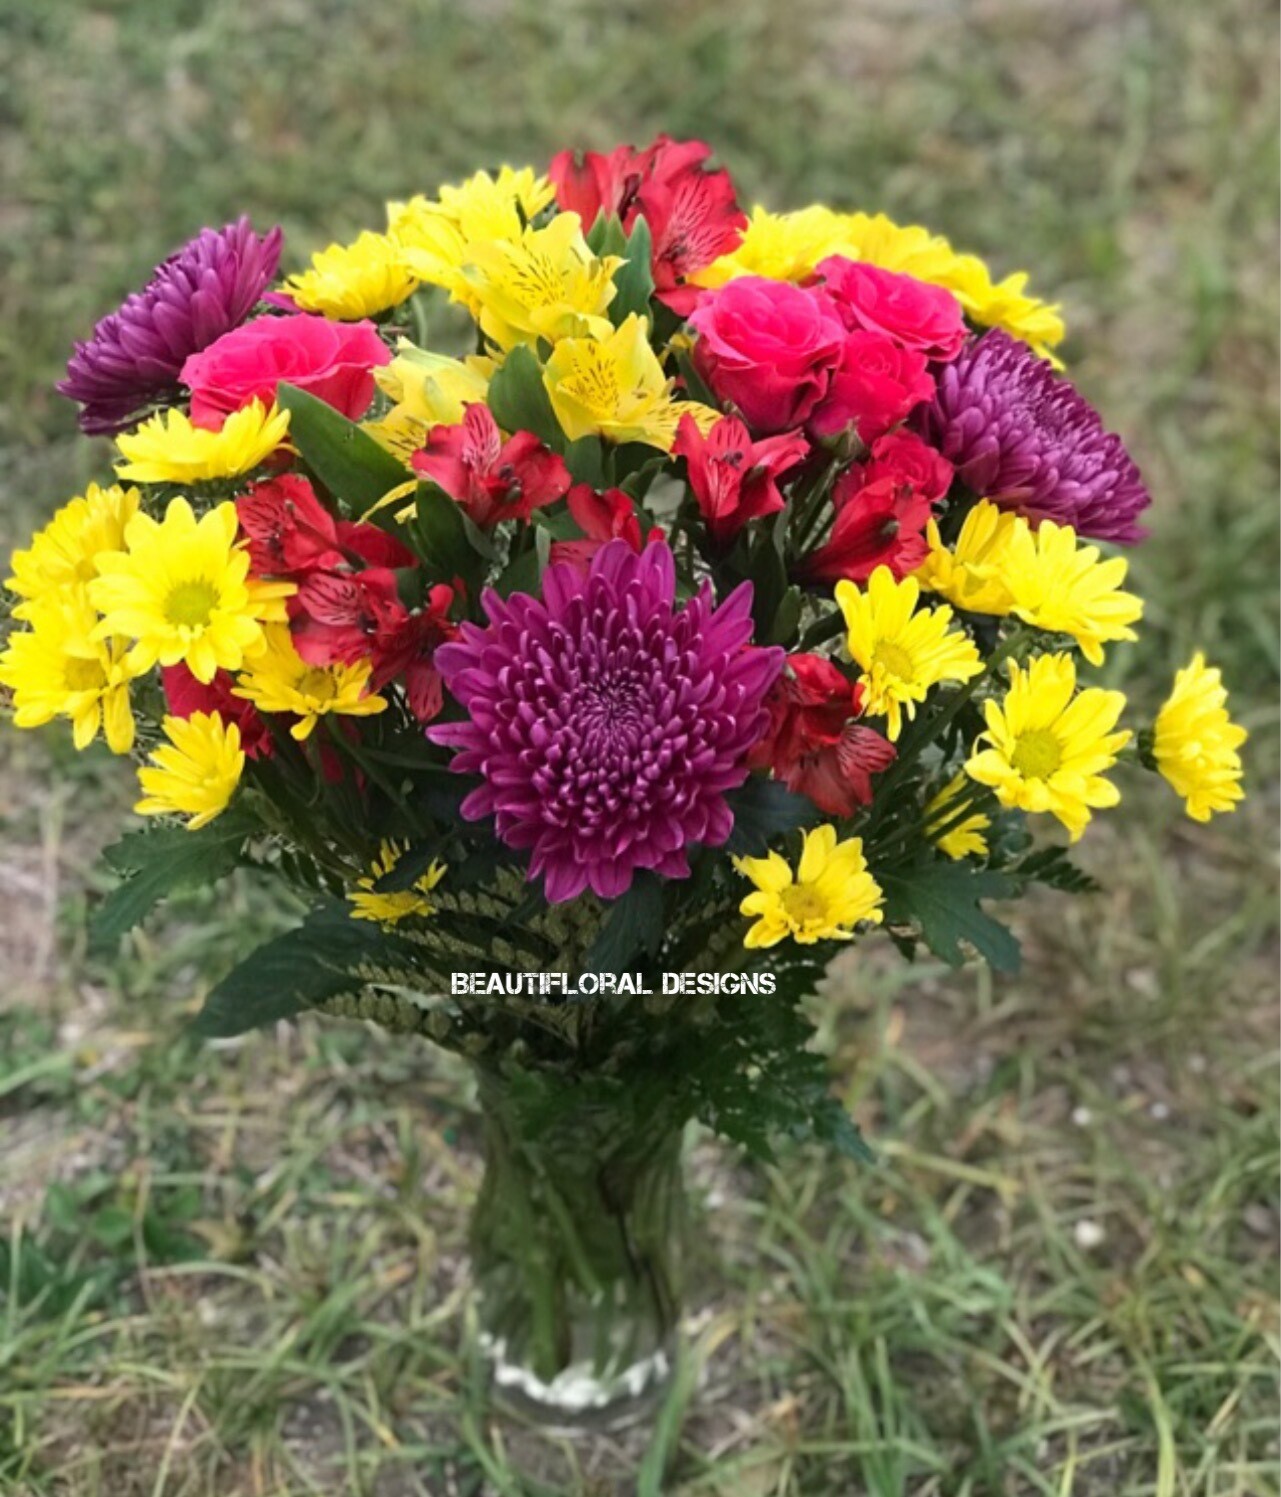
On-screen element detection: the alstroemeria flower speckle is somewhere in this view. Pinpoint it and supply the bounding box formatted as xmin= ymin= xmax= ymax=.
xmin=430 ymin=540 xmax=783 ymax=902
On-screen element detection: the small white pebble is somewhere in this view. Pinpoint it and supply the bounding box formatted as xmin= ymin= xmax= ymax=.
xmin=1074 ymin=1219 xmax=1106 ymax=1250
xmin=1150 ymin=1101 xmax=1170 ymax=1121
xmin=1071 ymin=1106 xmax=1092 ymax=1127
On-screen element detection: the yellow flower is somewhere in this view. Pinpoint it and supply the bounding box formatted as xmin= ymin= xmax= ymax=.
xmin=735 ymin=825 xmax=883 ymax=948
xmin=1002 ymin=517 xmax=1142 ymax=666
xmin=367 ymin=343 xmax=495 ymax=464
xmin=0 ymin=592 xmax=136 ymax=752
xmin=924 ymin=774 xmax=991 ymax=860
xmin=1152 ymin=653 xmax=1247 ymax=821
xmin=283 ymin=231 xmax=418 ymax=319
xmin=6 ymin=482 xmax=140 ymax=619
xmin=460 ymin=213 xmax=621 ymax=351
xmin=135 ymin=711 xmax=244 ymax=829
xmin=543 ymin=315 xmax=718 ymax=450
xmin=965 ymin=653 xmax=1129 ymax=841
xmin=348 ymin=841 xmax=446 ymax=926
xmin=233 ymin=623 xmax=386 ymax=740
xmin=387 ymin=197 xmax=469 ymax=294
xmin=836 ymin=567 xmax=984 ymax=741
xmin=838 ymin=212 xmax=961 ymax=283
xmin=115 ymin=400 xmax=290 ymax=484
xmin=690 ymin=204 xmax=856 ymax=289
xmin=915 ymin=501 xmax=1022 ymax=616
xmin=89 ymin=498 xmax=293 ymax=682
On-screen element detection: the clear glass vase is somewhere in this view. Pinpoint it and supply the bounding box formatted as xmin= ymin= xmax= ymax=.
xmin=468 ymin=1063 xmax=688 ymax=1431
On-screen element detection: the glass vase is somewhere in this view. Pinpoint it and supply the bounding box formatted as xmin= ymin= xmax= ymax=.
xmin=468 ymin=1062 xmax=688 ymax=1431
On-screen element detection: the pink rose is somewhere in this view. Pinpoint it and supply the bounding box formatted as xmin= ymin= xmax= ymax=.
xmin=839 ymin=430 xmax=954 ymax=508
xmin=810 ymin=331 xmax=935 ymax=443
xmin=688 ymin=277 xmax=847 ymax=432
xmin=815 ymin=257 xmax=968 ymax=362
xmin=180 ymin=313 xmax=390 ymax=427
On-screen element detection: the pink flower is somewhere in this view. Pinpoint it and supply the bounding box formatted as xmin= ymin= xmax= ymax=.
xmin=411 ymin=405 xmax=571 ymax=530
xmin=161 ymin=663 xmax=272 ymax=759
xmin=180 ymin=314 xmax=390 ymax=427
xmin=548 ymin=135 xmax=746 ymax=313
xmin=748 ymin=654 xmax=895 ymax=817
xmin=688 ymin=277 xmax=848 ymax=432
xmin=815 ymin=257 xmax=968 ymax=362
xmin=809 ymin=330 xmax=935 ymax=442
xmin=673 ymin=414 xmax=809 ymax=545
xmin=550 ymin=484 xmax=660 ymax=569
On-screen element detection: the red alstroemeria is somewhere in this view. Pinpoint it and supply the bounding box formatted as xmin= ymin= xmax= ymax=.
xmin=550 ymin=484 xmax=660 ymax=569
xmin=161 ymin=662 xmax=273 ymax=759
xmin=674 ymin=414 xmax=809 ymax=546
xmin=549 ymin=135 xmax=746 ymax=314
xmin=412 ymin=404 xmax=570 ymax=530
xmin=749 ymin=653 xmax=895 ymax=816
xmin=797 ymin=435 xmax=945 ymax=584
xmin=236 ymin=474 xmax=346 ymax=576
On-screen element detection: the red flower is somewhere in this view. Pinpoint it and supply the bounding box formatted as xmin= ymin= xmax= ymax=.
xmin=814 ymin=257 xmax=968 ymax=362
xmin=411 ymin=404 xmax=570 ymax=530
xmin=549 ymin=135 xmax=746 ymax=314
xmin=839 ymin=430 xmax=954 ymax=509
xmin=236 ymin=474 xmax=345 ymax=576
xmin=673 ymin=414 xmax=809 ymax=545
xmin=161 ymin=663 xmax=272 ymax=759
xmin=748 ymin=653 xmax=895 ymax=816
xmin=797 ymin=449 xmax=937 ymax=586
xmin=180 ymin=313 xmax=390 ymax=428
xmin=549 ymin=484 xmax=660 ymax=570
xmin=810 ymin=330 xmax=935 ymax=443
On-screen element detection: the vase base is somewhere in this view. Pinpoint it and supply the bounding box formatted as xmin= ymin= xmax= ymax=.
xmin=481 ymin=1333 xmax=674 ymax=1434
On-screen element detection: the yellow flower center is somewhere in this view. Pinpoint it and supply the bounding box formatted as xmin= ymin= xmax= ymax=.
xmin=297 ymin=667 xmax=340 ymax=704
xmin=165 ymin=579 xmax=220 ymax=629
xmin=1010 ymin=727 xmax=1064 ymax=780
xmin=872 ymin=639 xmax=916 ymax=682
xmin=780 ymin=884 xmax=827 ymax=926
xmin=63 ymin=656 xmax=106 ymax=691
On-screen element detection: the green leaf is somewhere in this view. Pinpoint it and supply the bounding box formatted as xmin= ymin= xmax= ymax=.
xmin=564 ymin=436 xmax=606 ymax=487
xmin=414 ymin=485 xmax=488 ymax=590
xmin=585 ymin=212 xmax=628 ymax=259
xmin=766 ymin=584 xmax=803 ymax=646
xmin=724 ymin=777 xmax=820 ymax=857
xmin=91 ymin=812 xmax=256 ymax=950
xmin=585 ymin=873 xmax=665 ymax=975
xmin=608 ymin=216 xmax=655 ymax=326
xmin=1009 ymin=844 xmax=1101 ymax=895
xmin=276 ymin=383 xmax=408 ymax=517
xmin=879 ymin=860 xmax=1021 ymax=973
xmin=191 ymin=902 xmax=422 ymax=1038
xmin=492 ymin=540 xmax=542 ymax=598
xmin=485 ymin=344 xmax=563 ymax=449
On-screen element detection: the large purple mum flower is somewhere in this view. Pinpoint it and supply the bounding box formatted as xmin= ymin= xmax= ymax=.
xmin=919 ymin=328 xmax=1150 ymax=542
xmin=58 ymin=217 xmax=283 ymax=435
xmin=430 ymin=540 xmax=783 ymax=904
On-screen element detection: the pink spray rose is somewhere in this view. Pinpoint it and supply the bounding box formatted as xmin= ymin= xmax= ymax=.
xmin=180 ymin=313 xmax=390 ymax=427
xmin=809 ymin=330 xmax=935 ymax=443
xmin=814 ymin=257 xmax=968 ymax=362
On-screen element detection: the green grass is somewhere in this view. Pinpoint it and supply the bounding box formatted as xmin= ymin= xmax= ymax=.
xmin=1 ymin=0 xmax=1278 ymax=1492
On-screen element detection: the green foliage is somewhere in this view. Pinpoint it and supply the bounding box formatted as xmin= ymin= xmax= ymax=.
xmin=275 ymin=383 xmax=408 ymax=516
xmin=724 ymin=776 xmax=820 ymax=856
xmin=879 ymin=859 xmax=1022 ymax=973
xmin=413 ymin=483 xmax=491 ymax=592
xmin=608 ymin=216 xmax=655 ymax=326
xmin=584 ymin=871 xmax=665 ymax=974
xmin=485 ymin=344 xmax=563 ymax=448
xmin=90 ymin=811 xmax=257 ymax=951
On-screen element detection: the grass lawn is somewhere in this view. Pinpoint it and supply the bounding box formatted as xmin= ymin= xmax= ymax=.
xmin=0 ymin=1 xmax=1277 ymax=1492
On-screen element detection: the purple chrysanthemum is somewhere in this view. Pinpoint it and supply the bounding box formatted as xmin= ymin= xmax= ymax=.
xmin=430 ymin=540 xmax=783 ymax=904
xmin=57 ymin=217 xmax=284 ymax=435
xmin=919 ymin=328 xmax=1150 ymax=542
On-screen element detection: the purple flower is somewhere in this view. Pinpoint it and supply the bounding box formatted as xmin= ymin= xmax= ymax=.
xmin=58 ymin=217 xmax=283 ymax=436
xmin=430 ymin=540 xmax=783 ymax=904
xmin=919 ymin=329 xmax=1150 ymax=542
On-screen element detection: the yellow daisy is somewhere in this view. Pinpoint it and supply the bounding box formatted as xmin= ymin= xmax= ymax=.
xmin=348 ymin=841 xmax=446 ymax=926
xmin=6 ymin=482 xmax=139 ymax=618
xmin=1152 ymin=653 xmax=1247 ymax=821
xmin=688 ymin=204 xmax=857 ymax=290
xmin=135 ymin=711 xmax=244 ymax=829
xmin=543 ymin=314 xmax=719 ymax=450
xmin=915 ymin=500 xmax=1022 ymax=616
xmin=89 ymin=498 xmax=293 ymax=682
xmin=836 ymin=567 xmax=984 ymax=741
xmin=283 ymin=230 xmax=418 ymax=319
xmin=1003 ymin=517 xmax=1143 ymax=665
xmin=965 ymin=653 xmax=1130 ymax=841
xmin=115 ymin=400 xmax=290 ymax=485
xmin=0 ymin=592 xmax=136 ymax=753
xmin=460 ymin=212 xmax=621 ymax=351
xmin=232 ymin=624 xmax=386 ymax=740
xmin=735 ymin=825 xmax=883 ymax=948
xmin=924 ymin=774 xmax=991 ymax=860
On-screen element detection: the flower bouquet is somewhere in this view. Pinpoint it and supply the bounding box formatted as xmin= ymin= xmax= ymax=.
xmin=4 ymin=137 xmax=1247 ymax=1428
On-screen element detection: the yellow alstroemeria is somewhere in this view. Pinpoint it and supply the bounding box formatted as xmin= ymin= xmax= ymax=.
xmin=367 ymin=342 xmax=495 ymax=465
